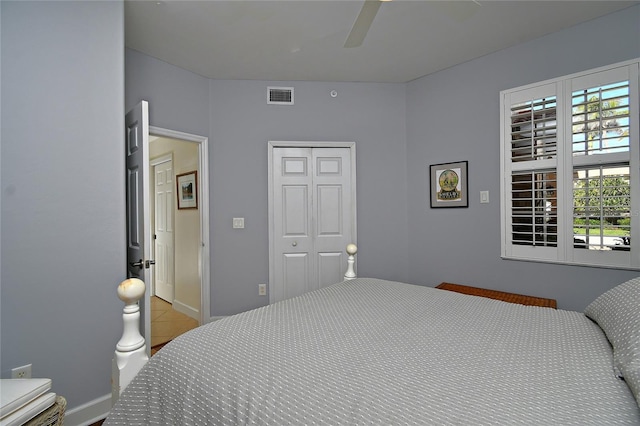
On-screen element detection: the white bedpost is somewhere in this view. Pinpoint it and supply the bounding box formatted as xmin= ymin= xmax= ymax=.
xmin=344 ymin=243 xmax=357 ymax=280
xmin=112 ymin=278 xmax=149 ymax=405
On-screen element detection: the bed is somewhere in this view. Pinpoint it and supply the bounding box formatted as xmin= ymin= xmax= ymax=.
xmin=106 ymin=253 xmax=640 ymax=424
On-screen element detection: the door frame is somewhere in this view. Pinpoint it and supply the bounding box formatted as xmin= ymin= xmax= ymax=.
xmin=267 ymin=141 xmax=357 ymax=304
xmin=150 ymin=126 xmax=210 ymax=325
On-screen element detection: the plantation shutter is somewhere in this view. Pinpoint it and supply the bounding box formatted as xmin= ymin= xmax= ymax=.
xmin=568 ymin=65 xmax=636 ymax=268
xmin=502 ymin=83 xmax=560 ymax=261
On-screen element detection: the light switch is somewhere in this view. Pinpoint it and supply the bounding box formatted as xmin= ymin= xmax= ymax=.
xmin=480 ymin=191 xmax=489 ymax=204
xmin=233 ymin=217 xmax=245 ymax=229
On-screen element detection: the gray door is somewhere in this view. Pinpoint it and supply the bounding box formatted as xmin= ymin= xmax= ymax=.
xmin=125 ymin=100 xmax=153 ymax=356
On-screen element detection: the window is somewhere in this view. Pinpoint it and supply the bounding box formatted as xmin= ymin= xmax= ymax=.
xmin=501 ymin=59 xmax=639 ymax=269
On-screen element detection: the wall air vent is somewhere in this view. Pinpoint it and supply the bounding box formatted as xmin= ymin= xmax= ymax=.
xmin=268 ymin=87 xmax=294 ymax=105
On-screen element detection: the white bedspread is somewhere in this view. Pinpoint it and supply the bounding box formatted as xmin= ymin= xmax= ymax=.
xmin=106 ymin=278 xmax=640 ymax=425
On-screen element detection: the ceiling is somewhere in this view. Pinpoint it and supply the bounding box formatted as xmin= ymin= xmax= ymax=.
xmin=125 ymin=0 xmax=639 ymax=83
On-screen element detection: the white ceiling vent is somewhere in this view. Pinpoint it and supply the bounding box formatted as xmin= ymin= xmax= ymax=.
xmin=268 ymin=86 xmax=294 ymax=105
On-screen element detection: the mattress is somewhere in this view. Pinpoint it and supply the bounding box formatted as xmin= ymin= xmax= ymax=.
xmin=106 ymin=278 xmax=640 ymax=425
xmin=0 ymin=379 xmax=55 ymax=426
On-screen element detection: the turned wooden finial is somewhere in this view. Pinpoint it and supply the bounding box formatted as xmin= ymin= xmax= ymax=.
xmin=344 ymin=244 xmax=357 ymax=280
xmin=116 ymin=278 xmax=146 ymax=352
xmin=112 ymin=278 xmax=149 ymax=404
xmin=117 ymin=277 xmax=145 ymax=305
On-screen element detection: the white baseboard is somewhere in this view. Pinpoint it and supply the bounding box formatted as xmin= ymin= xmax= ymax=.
xmin=64 ymin=393 xmax=111 ymax=426
xmin=209 ymin=316 xmax=226 ymax=322
xmin=172 ymin=299 xmax=199 ymax=321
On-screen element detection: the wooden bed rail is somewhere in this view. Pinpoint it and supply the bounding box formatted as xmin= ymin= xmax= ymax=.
xmin=112 ymin=244 xmax=357 ymax=402
xmin=111 ymin=278 xmax=148 ymax=405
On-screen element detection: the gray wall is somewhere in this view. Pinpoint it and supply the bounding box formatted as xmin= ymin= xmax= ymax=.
xmin=125 ymin=49 xmax=209 ymax=137
xmin=406 ymin=4 xmax=640 ymax=311
xmin=209 ymin=80 xmax=408 ymax=315
xmin=1 ymin=0 xmax=124 ymax=411
xmin=126 ymin=54 xmax=409 ymax=316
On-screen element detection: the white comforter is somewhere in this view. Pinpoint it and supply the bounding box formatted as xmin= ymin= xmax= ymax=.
xmin=106 ymin=278 xmax=640 ymax=425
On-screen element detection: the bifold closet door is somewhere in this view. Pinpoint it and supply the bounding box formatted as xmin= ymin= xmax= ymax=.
xmin=271 ymin=147 xmax=354 ymax=302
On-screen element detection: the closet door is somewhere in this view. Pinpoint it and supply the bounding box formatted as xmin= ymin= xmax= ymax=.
xmin=312 ymin=148 xmax=353 ymax=288
xmin=270 ymin=145 xmax=355 ymax=302
xmin=272 ymin=147 xmax=314 ymax=301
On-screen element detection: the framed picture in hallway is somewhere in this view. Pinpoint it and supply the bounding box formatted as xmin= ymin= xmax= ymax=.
xmin=177 ymin=170 xmax=198 ymax=209
xmin=430 ymin=161 xmax=468 ymax=208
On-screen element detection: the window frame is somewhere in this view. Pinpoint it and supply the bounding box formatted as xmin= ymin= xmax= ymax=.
xmin=500 ymin=58 xmax=640 ymax=270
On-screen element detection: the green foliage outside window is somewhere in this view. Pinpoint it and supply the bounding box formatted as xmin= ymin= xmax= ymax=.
xmin=573 ymin=176 xmax=630 ymax=236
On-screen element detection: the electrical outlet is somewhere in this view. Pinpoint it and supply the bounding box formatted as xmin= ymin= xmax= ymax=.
xmin=258 ymin=284 xmax=267 ymax=296
xmin=11 ymin=364 xmax=32 ymax=379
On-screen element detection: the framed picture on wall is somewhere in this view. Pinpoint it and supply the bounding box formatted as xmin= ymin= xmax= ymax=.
xmin=176 ymin=170 xmax=198 ymax=209
xmin=429 ymin=161 xmax=468 ymax=208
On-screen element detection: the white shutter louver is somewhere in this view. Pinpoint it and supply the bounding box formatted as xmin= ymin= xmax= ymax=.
xmin=572 ymin=81 xmax=630 ymax=155
xmin=511 ymin=170 xmax=558 ymax=247
xmin=510 ymin=97 xmax=557 ymax=162
xmin=572 ymin=165 xmax=631 ymax=251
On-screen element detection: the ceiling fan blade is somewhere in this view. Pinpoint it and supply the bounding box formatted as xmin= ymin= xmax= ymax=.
xmin=344 ymin=0 xmax=382 ymax=48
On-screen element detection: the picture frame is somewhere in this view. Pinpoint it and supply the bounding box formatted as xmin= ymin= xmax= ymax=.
xmin=429 ymin=161 xmax=468 ymax=208
xmin=176 ymin=170 xmax=198 ymax=210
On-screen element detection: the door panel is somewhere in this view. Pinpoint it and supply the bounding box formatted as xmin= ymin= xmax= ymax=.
xmin=125 ymin=100 xmax=151 ymax=356
xmin=127 ymin=170 xmax=141 ymax=251
xmin=317 ymin=185 xmax=343 ymax=235
xmin=317 ymin=252 xmax=343 ymax=288
xmin=283 ymin=186 xmax=309 ymax=235
xmin=317 ymin=156 xmax=341 ymax=175
xmin=283 ymin=253 xmax=309 ymax=299
xmin=283 ymin=157 xmax=308 ymax=175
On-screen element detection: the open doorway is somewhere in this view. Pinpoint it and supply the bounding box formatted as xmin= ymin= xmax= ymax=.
xmin=148 ymin=127 xmax=210 ymax=353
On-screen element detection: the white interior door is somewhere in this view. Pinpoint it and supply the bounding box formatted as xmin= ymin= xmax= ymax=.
xmin=270 ymin=143 xmax=356 ymax=303
xmin=272 ymin=147 xmax=313 ymax=301
xmin=153 ymin=159 xmax=175 ymax=303
xmin=313 ymin=148 xmax=354 ymax=287
xmin=125 ymin=100 xmax=152 ymax=356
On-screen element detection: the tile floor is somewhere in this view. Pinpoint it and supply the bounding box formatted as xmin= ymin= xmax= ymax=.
xmin=151 ymin=296 xmax=199 ymax=348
